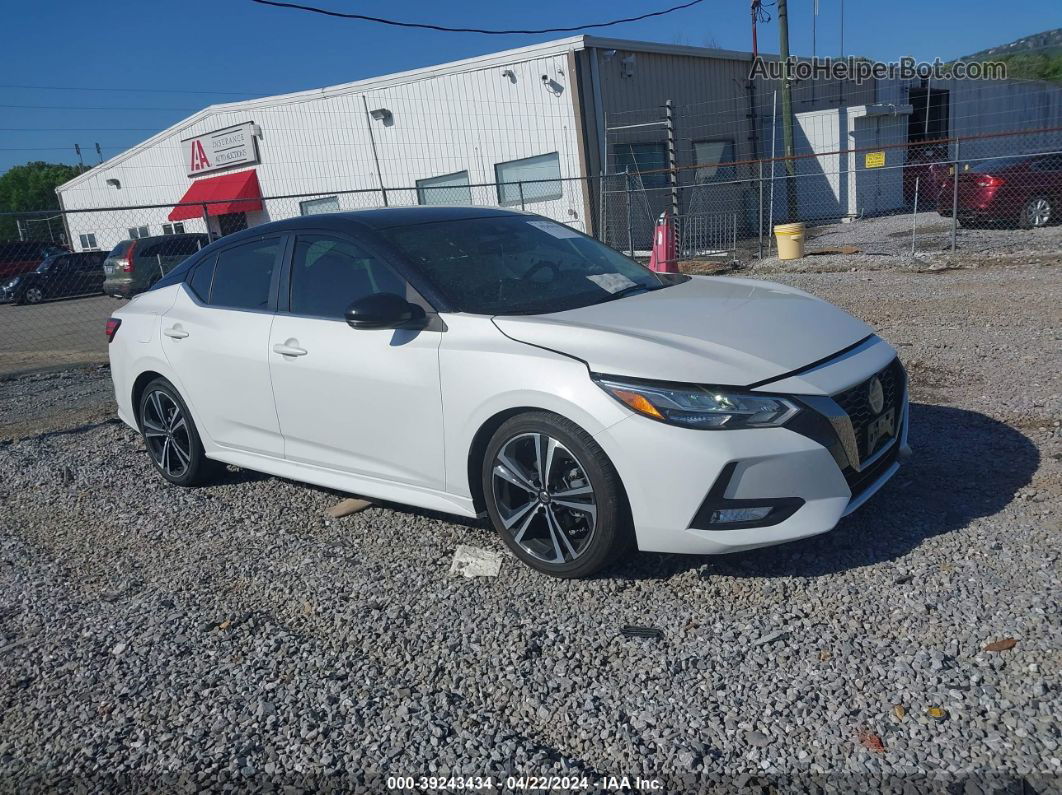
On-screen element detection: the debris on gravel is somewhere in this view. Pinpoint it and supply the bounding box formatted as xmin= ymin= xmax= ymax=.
xmin=0 ymin=262 xmax=1059 ymax=790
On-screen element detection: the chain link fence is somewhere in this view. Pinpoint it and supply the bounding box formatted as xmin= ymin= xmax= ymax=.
xmin=2 ymin=126 xmax=1060 ymax=374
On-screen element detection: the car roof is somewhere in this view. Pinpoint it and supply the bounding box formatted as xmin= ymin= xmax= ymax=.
xmin=217 ymin=206 xmax=529 ymax=243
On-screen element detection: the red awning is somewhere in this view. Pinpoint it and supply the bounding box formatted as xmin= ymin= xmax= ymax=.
xmin=169 ymin=169 xmax=263 ymax=221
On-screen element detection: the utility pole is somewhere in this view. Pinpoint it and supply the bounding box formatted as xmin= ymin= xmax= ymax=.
xmin=95 ymin=142 xmax=103 ymax=164
xmin=777 ymin=0 xmax=798 ymax=221
xmin=74 ymin=143 xmax=84 ymax=168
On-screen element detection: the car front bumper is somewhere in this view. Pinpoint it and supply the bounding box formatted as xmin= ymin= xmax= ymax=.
xmin=593 ymin=353 xmax=910 ymax=556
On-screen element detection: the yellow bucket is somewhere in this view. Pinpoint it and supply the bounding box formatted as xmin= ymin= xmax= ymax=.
xmin=774 ymin=222 xmax=806 ymax=260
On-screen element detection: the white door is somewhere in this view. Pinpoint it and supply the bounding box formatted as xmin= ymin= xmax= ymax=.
xmin=267 ymin=233 xmax=445 ymax=490
xmin=161 ymin=235 xmax=285 ymax=457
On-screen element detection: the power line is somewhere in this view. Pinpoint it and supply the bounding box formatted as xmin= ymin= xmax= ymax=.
xmin=0 ymin=83 xmax=267 ymax=96
xmin=249 ymin=0 xmax=706 ymax=34
xmin=0 ymin=145 xmax=137 ymax=151
xmin=0 ymin=127 xmax=163 ymax=132
xmin=0 ymin=103 xmax=197 ymax=111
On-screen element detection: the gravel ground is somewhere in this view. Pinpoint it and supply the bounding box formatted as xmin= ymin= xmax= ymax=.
xmin=0 ymin=262 xmax=1059 ymax=792
xmin=744 ymin=212 xmax=1062 ymax=275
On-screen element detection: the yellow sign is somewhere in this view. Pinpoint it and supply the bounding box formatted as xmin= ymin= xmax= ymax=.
xmin=865 ymin=151 xmax=885 ymax=168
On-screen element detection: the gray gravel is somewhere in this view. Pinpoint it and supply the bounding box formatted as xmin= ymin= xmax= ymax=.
xmin=748 ymin=211 xmax=1062 ymax=275
xmin=1 ymin=262 xmax=1059 ymax=791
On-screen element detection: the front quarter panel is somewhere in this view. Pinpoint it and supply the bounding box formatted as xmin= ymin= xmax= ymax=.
xmin=439 ymin=314 xmax=629 ymax=500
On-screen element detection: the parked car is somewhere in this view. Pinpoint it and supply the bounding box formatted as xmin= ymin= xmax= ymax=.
xmin=903 ymin=144 xmax=950 ymax=207
xmin=937 ymin=153 xmax=1062 ymax=228
xmin=106 ymin=208 xmax=910 ymax=578
xmin=1 ymin=251 xmax=106 ymax=304
xmin=0 ymin=241 xmax=68 ymax=280
xmin=102 ymin=233 xmax=210 ymax=297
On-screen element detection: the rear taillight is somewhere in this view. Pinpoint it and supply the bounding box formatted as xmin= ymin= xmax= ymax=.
xmin=121 ymin=240 xmax=137 ymax=272
xmin=105 ymin=317 xmax=121 ymax=342
xmin=976 ymin=175 xmax=1005 ymax=187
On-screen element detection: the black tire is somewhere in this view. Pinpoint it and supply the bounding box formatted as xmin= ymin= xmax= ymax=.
xmin=1019 ymin=195 xmax=1053 ymax=229
xmin=481 ymin=411 xmax=634 ymax=578
xmin=21 ymin=286 xmax=44 ymax=305
xmin=138 ymin=377 xmax=218 ymax=486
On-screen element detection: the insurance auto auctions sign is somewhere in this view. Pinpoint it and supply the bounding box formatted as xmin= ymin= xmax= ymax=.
xmin=182 ymin=122 xmax=259 ymax=177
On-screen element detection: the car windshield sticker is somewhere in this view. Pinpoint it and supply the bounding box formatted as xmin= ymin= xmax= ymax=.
xmin=526 ymin=220 xmax=581 ymax=239
xmin=587 ymin=272 xmax=638 ymax=293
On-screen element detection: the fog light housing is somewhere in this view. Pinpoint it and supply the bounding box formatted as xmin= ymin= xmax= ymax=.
xmin=690 ymin=462 xmax=806 ymax=531
xmin=710 ymin=506 xmax=773 ymax=524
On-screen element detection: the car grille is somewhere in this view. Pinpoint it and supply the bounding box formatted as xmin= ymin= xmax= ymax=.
xmin=833 ymin=358 xmax=906 ymax=465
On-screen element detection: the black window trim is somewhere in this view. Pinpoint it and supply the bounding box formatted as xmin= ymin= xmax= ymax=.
xmin=180 ymin=233 xmax=288 ymax=315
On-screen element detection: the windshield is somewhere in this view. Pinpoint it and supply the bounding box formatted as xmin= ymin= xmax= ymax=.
xmin=382 ymin=215 xmax=681 ymax=315
xmin=36 ymin=255 xmax=59 ymax=272
xmin=968 ymin=157 xmax=1027 ymax=174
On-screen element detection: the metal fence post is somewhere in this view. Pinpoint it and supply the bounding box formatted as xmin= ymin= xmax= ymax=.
xmin=625 ymin=168 xmax=634 ymax=258
xmin=757 ymin=159 xmax=764 ymax=260
xmin=597 ymin=174 xmax=606 ymax=243
xmin=518 ymin=181 xmax=525 ymax=211
xmin=950 ymin=137 xmax=960 ymax=252
xmin=665 ymin=99 xmax=679 ymax=221
xmin=201 ymin=203 xmax=210 ymax=238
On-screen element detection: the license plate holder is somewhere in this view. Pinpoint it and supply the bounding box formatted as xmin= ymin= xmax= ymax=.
xmin=866 ymin=408 xmax=896 ymax=455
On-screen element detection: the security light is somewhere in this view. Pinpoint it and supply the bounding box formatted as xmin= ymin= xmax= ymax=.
xmin=105 ymin=178 xmax=121 ymax=189
xmin=369 ymin=108 xmax=393 ymax=123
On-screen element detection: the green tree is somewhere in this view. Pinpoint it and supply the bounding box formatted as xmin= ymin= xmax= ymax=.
xmin=0 ymin=161 xmax=87 ymax=241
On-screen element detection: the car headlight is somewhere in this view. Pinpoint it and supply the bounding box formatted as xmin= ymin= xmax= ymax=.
xmin=3 ymin=277 xmax=20 ymax=289
xmin=593 ymin=376 xmax=799 ymax=429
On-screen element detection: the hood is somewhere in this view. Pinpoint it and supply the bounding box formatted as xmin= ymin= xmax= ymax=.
xmin=492 ymin=275 xmax=872 ymax=387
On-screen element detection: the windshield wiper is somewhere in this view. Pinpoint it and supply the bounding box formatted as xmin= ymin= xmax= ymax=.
xmin=602 ymin=284 xmax=659 ymax=302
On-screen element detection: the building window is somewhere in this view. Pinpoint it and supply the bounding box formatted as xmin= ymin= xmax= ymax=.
xmin=299 ymin=196 xmax=340 ymax=216
xmin=417 ymin=171 xmax=472 ymax=206
xmin=691 ymin=140 xmax=736 ymax=183
xmin=613 ymin=143 xmax=667 ymax=189
xmin=78 ymin=233 xmax=98 ymax=250
xmin=128 ymin=226 xmax=150 ymax=240
xmin=161 ymin=222 xmax=186 ymax=235
xmin=495 ymin=152 xmax=562 ymax=206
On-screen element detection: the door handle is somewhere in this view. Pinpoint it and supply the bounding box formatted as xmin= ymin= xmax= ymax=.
xmin=163 ymin=325 xmax=189 ymax=339
xmin=272 ymin=341 xmax=307 ymax=357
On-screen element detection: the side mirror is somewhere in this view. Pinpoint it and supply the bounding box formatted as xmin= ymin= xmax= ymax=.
xmin=345 ymin=292 xmax=427 ymax=330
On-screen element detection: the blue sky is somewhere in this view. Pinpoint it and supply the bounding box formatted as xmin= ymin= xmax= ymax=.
xmin=0 ymin=0 xmax=1056 ymax=173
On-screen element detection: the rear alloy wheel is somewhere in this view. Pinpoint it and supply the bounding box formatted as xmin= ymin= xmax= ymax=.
xmin=1020 ymin=196 xmax=1052 ymax=229
xmin=22 ymin=286 xmax=44 ymax=304
xmin=483 ymin=412 xmax=632 ymax=578
xmin=138 ymin=378 xmax=216 ymax=486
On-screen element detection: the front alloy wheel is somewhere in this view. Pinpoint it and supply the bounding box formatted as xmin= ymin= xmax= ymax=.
xmin=492 ymin=432 xmax=598 ymax=565
xmin=483 ymin=412 xmax=632 ymax=578
xmin=23 ymin=287 xmax=44 ymax=304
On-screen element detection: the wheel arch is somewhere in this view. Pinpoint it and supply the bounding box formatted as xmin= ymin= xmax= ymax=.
xmin=131 ymin=370 xmax=167 ymax=430
xmin=465 ymin=405 xmax=633 ymax=523
xmin=466 ymin=406 xmax=539 ymax=515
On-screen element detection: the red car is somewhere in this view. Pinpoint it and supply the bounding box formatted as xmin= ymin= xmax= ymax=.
xmin=938 ymin=153 xmax=1062 ymax=228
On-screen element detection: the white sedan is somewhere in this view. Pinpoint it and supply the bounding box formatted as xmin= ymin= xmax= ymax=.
xmin=106 ymin=207 xmax=910 ymax=577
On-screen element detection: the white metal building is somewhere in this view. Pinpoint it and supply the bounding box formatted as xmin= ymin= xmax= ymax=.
xmin=56 ymin=34 xmax=1062 ymax=252
xmin=56 ymin=35 xmax=868 ymax=252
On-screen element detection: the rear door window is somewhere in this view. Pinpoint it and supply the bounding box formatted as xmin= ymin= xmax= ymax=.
xmin=207 ymin=238 xmax=281 ymax=311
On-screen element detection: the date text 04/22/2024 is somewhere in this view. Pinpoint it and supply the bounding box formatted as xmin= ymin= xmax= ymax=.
xmin=386 ymin=775 xmax=664 ymax=791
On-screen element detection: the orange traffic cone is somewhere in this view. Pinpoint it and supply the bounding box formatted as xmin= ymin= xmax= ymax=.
xmin=647 ymin=211 xmax=678 ymax=273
